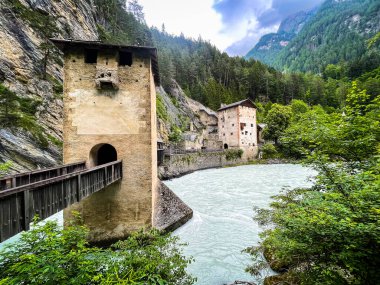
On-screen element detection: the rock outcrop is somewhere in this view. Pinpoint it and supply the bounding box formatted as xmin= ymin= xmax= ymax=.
xmin=0 ymin=0 xmax=98 ymax=172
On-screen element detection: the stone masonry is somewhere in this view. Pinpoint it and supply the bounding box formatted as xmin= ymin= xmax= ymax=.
xmin=52 ymin=40 xmax=158 ymax=244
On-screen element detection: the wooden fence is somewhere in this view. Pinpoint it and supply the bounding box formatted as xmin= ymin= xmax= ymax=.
xmin=0 ymin=161 xmax=86 ymax=190
xmin=0 ymin=160 xmax=122 ymax=242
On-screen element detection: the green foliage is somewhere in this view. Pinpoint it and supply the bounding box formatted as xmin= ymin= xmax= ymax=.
xmin=281 ymin=101 xmax=380 ymax=161
xmin=246 ymin=157 xmax=380 ymax=284
xmin=263 ymin=104 xmax=292 ymax=144
xmin=0 ymin=216 xmax=195 ymax=285
xmin=367 ymin=32 xmax=380 ymax=48
xmin=247 ymin=87 xmax=380 ymax=283
xmin=0 ymin=161 xmax=12 ymax=178
xmin=260 ymin=143 xmax=278 ymax=159
xmin=290 ymin=99 xmax=309 ymax=119
xmin=168 ymin=126 xmax=183 ymax=143
xmin=225 ymin=149 xmax=244 ymax=161
xmin=156 ymin=93 xmax=169 ymax=122
xmin=46 ymin=134 xmax=63 ymax=148
xmin=345 ymin=81 xmax=371 ymax=115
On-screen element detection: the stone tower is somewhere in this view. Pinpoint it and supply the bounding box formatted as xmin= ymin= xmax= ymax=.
xmin=52 ymin=39 xmax=159 ymax=244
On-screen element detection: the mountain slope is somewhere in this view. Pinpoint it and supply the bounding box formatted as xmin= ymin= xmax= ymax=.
xmin=274 ymin=0 xmax=380 ymax=72
xmin=0 ymin=0 xmax=98 ymax=172
xmin=245 ymin=8 xmax=317 ymax=65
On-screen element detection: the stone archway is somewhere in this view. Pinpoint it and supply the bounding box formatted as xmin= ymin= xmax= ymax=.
xmin=89 ymin=143 xmax=117 ymax=166
xmin=224 ymin=143 xmax=229 ymax=149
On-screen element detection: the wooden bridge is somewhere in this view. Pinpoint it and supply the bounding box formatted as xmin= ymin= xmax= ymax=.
xmin=0 ymin=161 xmax=122 ymax=242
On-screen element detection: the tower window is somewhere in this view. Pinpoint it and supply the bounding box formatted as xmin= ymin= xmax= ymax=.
xmin=119 ymin=51 xmax=132 ymax=66
xmin=84 ymin=49 xmax=98 ymax=63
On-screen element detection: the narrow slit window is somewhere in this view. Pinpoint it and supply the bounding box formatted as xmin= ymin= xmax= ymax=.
xmin=85 ymin=49 xmax=98 ymax=63
xmin=119 ymin=51 xmax=132 ymax=66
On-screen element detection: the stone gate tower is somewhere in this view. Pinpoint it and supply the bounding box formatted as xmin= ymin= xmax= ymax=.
xmin=52 ymin=39 xmax=159 ymax=244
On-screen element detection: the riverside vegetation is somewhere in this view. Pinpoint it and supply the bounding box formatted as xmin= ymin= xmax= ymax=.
xmin=245 ymin=81 xmax=380 ymax=283
xmin=0 ymin=215 xmax=195 ymax=285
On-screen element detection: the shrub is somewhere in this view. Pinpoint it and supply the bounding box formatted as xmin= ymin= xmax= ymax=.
xmin=260 ymin=143 xmax=277 ymax=159
xmin=225 ymin=149 xmax=243 ymax=161
xmin=0 ymin=216 xmax=195 ymax=285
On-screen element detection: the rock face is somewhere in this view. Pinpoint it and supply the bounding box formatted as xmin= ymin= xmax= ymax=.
xmin=245 ymin=8 xmax=317 ymax=65
xmin=0 ymin=0 xmax=98 ymax=172
xmin=153 ymin=181 xmax=193 ymax=232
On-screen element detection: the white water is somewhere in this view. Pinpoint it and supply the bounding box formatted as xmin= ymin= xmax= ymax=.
xmin=1 ymin=164 xmax=315 ymax=285
xmin=167 ymin=164 xmax=316 ymax=285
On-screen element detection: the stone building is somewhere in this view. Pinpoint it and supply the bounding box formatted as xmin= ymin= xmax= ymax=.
xmin=52 ymin=39 xmax=159 ymax=244
xmin=218 ymin=99 xmax=258 ymax=159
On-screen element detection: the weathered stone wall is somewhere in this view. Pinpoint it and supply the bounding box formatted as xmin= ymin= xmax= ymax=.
xmin=219 ymin=107 xmax=240 ymax=148
xmin=239 ymin=105 xmax=257 ymax=147
xmin=158 ymin=151 xmax=248 ymax=180
xmin=63 ymin=47 xmax=157 ymax=244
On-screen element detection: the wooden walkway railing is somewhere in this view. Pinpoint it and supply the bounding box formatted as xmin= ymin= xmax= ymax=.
xmin=0 ymin=160 xmax=122 ymax=242
xmin=0 ymin=161 xmax=86 ymax=191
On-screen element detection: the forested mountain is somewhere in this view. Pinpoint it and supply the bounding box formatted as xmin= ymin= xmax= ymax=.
xmin=245 ymin=0 xmax=380 ymax=74
xmin=245 ymin=8 xmax=317 ymax=65
xmin=274 ymin=0 xmax=380 ymax=72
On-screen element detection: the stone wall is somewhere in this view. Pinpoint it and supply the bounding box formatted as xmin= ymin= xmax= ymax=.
xmin=62 ymin=45 xmax=157 ymax=244
xmin=158 ymin=150 xmax=250 ymax=180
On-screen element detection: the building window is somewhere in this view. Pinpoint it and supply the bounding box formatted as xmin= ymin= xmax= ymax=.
xmin=251 ymin=124 xmax=253 ymax=127
xmin=245 ymin=131 xmax=248 ymax=135
xmin=119 ymin=51 xmax=132 ymax=66
xmin=84 ymin=49 xmax=98 ymax=63
xmin=231 ymin=132 xmax=233 ymax=135
xmin=232 ymin=124 xmax=234 ymax=127
xmin=223 ymin=133 xmax=225 ymax=136
xmin=241 ymin=132 xmax=244 ymax=135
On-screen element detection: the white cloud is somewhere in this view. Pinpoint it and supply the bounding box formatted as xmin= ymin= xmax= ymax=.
xmin=138 ymin=0 xmax=324 ymax=55
xmin=139 ymin=0 xmax=236 ymax=50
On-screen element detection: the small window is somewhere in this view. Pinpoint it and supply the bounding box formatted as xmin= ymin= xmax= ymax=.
xmin=119 ymin=51 xmax=132 ymax=66
xmin=232 ymin=124 xmax=234 ymax=127
xmin=245 ymin=131 xmax=248 ymax=135
xmin=251 ymin=124 xmax=253 ymax=127
xmin=241 ymin=132 xmax=244 ymax=135
xmin=85 ymin=49 xmax=98 ymax=63
xmin=223 ymin=133 xmax=225 ymax=136
xmin=230 ymin=132 xmax=233 ymax=135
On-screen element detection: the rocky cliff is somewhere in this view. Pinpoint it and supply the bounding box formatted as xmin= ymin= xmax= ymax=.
xmin=0 ymin=0 xmax=210 ymax=174
xmin=0 ymin=0 xmax=98 ymax=172
xmin=245 ymin=8 xmax=317 ymax=65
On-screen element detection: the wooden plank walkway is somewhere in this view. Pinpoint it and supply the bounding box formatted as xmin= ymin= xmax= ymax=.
xmin=0 ymin=160 xmax=122 ymax=242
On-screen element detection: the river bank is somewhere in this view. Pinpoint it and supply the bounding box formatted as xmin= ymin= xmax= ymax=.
xmin=159 ymin=150 xmax=299 ymax=180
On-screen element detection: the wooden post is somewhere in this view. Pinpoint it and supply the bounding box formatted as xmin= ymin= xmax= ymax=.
xmin=77 ymin=174 xmax=81 ymax=202
xmin=23 ymin=190 xmax=30 ymax=231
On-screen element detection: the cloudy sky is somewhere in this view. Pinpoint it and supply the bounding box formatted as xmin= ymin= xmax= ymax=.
xmin=138 ymin=0 xmax=324 ymax=56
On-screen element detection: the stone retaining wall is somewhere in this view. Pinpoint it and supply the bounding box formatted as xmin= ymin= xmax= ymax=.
xmin=158 ymin=149 xmax=255 ymax=180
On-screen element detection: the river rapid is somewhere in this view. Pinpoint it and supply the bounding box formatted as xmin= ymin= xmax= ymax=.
xmin=166 ymin=164 xmax=316 ymax=285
